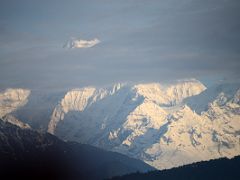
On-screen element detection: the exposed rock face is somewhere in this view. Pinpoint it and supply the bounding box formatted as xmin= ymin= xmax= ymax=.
xmin=2 ymin=114 xmax=31 ymax=129
xmin=0 ymin=88 xmax=30 ymax=117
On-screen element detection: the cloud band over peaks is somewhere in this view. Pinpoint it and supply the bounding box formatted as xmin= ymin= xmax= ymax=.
xmin=64 ymin=38 xmax=100 ymax=49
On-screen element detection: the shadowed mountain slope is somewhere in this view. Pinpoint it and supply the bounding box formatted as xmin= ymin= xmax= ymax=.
xmin=111 ymin=156 xmax=240 ymax=180
xmin=0 ymin=119 xmax=154 ymax=180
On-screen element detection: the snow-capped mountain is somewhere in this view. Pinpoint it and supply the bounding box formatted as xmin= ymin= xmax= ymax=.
xmin=63 ymin=38 xmax=100 ymax=49
xmin=0 ymin=79 xmax=240 ymax=170
xmin=0 ymin=88 xmax=30 ymax=117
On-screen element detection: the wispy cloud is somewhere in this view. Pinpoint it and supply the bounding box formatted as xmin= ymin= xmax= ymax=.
xmin=64 ymin=38 xmax=100 ymax=49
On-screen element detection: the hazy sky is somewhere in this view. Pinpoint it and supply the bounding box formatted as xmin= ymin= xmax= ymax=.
xmin=0 ymin=0 xmax=240 ymax=89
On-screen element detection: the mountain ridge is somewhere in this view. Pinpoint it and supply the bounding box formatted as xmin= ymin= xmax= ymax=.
xmin=0 ymin=118 xmax=154 ymax=180
xmin=0 ymin=79 xmax=240 ymax=170
xmin=110 ymin=155 xmax=240 ymax=180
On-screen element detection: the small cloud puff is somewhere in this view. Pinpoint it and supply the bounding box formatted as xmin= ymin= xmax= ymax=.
xmin=64 ymin=38 xmax=100 ymax=49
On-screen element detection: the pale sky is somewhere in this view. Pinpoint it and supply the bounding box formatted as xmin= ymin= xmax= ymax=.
xmin=0 ymin=0 xmax=240 ymax=89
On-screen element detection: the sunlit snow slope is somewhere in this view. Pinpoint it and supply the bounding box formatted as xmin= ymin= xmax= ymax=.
xmin=1 ymin=79 xmax=240 ymax=170
xmin=47 ymin=79 xmax=240 ymax=169
xmin=0 ymin=89 xmax=30 ymax=117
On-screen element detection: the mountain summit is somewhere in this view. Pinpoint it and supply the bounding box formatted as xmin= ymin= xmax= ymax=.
xmin=1 ymin=79 xmax=240 ymax=169
xmin=63 ymin=38 xmax=100 ymax=49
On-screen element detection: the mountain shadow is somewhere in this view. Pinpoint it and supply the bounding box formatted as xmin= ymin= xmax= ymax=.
xmin=111 ymin=155 xmax=240 ymax=180
xmin=0 ymin=119 xmax=154 ymax=180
